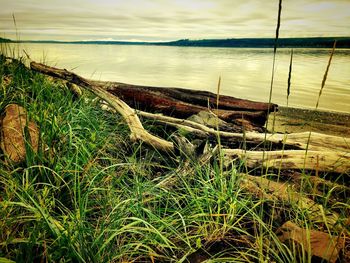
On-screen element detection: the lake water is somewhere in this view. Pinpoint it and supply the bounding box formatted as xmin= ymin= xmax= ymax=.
xmin=6 ymin=43 xmax=350 ymax=113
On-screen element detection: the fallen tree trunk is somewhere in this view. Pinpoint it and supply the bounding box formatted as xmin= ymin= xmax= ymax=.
xmin=106 ymin=84 xmax=273 ymax=126
xmin=91 ymin=79 xmax=277 ymax=112
xmin=224 ymin=149 xmax=350 ymax=173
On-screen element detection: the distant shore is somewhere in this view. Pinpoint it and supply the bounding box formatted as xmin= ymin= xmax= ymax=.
xmin=1 ymin=36 xmax=350 ymax=48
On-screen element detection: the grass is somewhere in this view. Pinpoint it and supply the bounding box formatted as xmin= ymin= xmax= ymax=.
xmin=0 ymin=49 xmax=349 ymax=263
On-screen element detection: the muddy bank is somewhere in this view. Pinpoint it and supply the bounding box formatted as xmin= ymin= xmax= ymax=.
xmin=268 ymin=106 xmax=350 ymax=137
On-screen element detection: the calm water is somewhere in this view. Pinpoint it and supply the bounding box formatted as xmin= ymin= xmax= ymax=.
xmin=7 ymin=43 xmax=350 ymax=113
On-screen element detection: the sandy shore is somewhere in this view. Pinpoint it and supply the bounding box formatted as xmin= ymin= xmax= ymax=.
xmin=267 ymin=106 xmax=350 ymax=137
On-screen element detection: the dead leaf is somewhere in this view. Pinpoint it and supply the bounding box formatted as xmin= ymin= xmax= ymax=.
xmin=242 ymin=174 xmax=339 ymax=227
xmin=0 ymin=104 xmax=39 ymax=163
xmin=276 ymin=221 xmax=344 ymax=263
xmin=2 ymin=75 xmax=12 ymax=86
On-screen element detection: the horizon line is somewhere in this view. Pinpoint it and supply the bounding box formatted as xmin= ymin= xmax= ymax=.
xmin=2 ymin=36 xmax=350 ymax=43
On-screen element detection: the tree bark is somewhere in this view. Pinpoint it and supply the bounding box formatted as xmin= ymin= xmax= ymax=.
xmin=105 ymin=84 xmax=275 ymax=126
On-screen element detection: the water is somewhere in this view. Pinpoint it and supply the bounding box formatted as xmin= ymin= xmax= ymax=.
xmin=7 ymin=43 xmax=350 ymax=113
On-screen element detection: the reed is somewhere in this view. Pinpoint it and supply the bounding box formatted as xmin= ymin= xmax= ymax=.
xmin=286 ymin=48 xmax=293 ymax=106
xmin=262 ymin=0 xmax=282 ymax=171
xmin=302 ymin=41 xmax=337 ymax=172
xmin=266 ymin=0 xmax=282 ymax=113
xmin=315 ymin=41 xmax=337 ymax=109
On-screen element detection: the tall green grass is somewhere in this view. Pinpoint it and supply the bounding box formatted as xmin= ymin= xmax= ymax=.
xmin=0 ymin=52 xmax=321 ymax=262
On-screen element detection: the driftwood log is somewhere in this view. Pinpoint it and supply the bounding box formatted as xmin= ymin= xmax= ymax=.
xmin=104 ymin=83 xmax=274 ymax=126
xmin=224 ymin=149 xmax=350 ymax=174
xmin=129 ymin=111 xmax=350 ymax=153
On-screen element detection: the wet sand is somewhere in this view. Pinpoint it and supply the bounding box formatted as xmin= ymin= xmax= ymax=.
xmin=267 ymin=106 xmax=350 ymax=137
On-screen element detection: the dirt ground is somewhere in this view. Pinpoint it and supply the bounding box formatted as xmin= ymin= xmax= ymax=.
xmin=267 ymin=106 xmax=350 ymax=137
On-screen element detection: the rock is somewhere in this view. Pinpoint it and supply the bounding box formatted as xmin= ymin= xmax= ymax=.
xmin=188 ymin=111 xmax=226 ymax=127
xmin=188 ymin=111 xmax=243 ymax=132
xmin=188 ymin=110 xmax=264 ymax=132
xmin=0 ymin=104 xmax=39 ymax=163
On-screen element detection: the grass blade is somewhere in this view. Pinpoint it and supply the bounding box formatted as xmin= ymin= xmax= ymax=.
xmin=315 ymin=41 xmax=337 ymax=109
xmin=286 ymin=48 xmax=293 ymax=106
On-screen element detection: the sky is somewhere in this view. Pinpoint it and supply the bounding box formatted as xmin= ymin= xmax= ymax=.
xmin=0 ymin=0 xmax=349 ymax=41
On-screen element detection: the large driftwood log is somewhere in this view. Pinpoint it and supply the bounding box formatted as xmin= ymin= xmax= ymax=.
xmin=224 ymin=149 xmax=350 ymax=173
xmin=105 ymin=84 xmax=274 ymax=126
xmin=95 ymin=80 xmax=276 ymax=112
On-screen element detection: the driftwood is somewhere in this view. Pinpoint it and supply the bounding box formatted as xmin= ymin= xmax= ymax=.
xmin=135 ymin=111 xmax=350 ymax=152
xmin=98 ymin=81 xmax=275 ymax=112
xmin=31 ymin=62 xmax=275 ymax=132
xmin=105 ymin=83 xmax=274 ymax=127
xmin=30 ymin=61 xmax=350 ymax=171
xmin=100 ymin=99 xmax=350 ymax=153
xmin=224 ymin=149 xmax=350 ymax=173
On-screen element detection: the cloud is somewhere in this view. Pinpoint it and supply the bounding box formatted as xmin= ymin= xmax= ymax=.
xmin=0 ymin=0 xmax=349 ymax=40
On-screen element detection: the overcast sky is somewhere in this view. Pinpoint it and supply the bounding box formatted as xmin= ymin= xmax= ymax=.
xmin=1 ymin=0 xmax=349 ymax=41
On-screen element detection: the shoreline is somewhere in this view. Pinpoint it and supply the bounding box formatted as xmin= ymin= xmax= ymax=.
xmin=2 ymin=36 xmax=350 ymax=48
xmin=268 ymin=106 xmax=350 ymax=136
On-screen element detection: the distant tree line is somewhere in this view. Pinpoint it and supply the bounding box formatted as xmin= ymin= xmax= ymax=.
xmin=1 ymin=37 xmax=350 ymax=48
xmin=156 ymin=37 xmax=350 ymax=48
xmin=0 ymin=37 xmax=12 ymax=43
